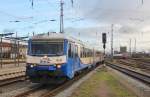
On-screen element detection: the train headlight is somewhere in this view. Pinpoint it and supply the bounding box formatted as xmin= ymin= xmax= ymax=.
xmin=30 ymin=65 xmax=34 ymax=68
xmin=57 ymin=65 xmax=61 ymax=68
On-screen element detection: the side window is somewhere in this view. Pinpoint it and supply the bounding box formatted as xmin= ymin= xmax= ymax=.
xmin=84 ymin=48 xmax=86 ymax=57
xmin=80 ymin=47 xmax=83 ymax=58
xmin=85 ymin=48 xmax=88 ymax=57
xmin=90 ymin=49 xmax=92 ymax=57
xmin=71 ymin=44 xmax=74 ymax=58
xmin=80 ymin=47 xmax=82 ymax=57
xmin=75 ymin=45 xmax=78 ymax=57
xmin=83 ymin=47 xmax=85 ymax=58
xmin=88 ymin=49 xmax=90 ymax=57
xmin=82 ymin=47 xmax=84 ymax=57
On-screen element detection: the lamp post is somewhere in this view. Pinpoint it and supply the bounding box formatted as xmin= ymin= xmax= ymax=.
xmin=0 ymin=33 xmax=14 ymax=68
xmin=111 ymin=24 xmax=114 ymax=60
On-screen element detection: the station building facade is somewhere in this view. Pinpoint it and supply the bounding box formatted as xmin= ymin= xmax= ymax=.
xmin=0 ymin=38 xmax=27 ymax=59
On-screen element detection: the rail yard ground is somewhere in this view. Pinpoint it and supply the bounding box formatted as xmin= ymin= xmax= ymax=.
xmin=69 ymin=67 xmax=137 ymax=97
xmin=53 ymin=67 xmax=141 ymax=97
xmin=1 ymin=59 xmax=150 ymax=97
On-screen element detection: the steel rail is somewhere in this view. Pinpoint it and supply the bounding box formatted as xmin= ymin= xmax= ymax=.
xmin=0 ymin=76 xmax=27 ymax=87
xmin=0 ymin=71 xmax=26 ymax=86
xmin=106 ymin=62 xmax=150 ymax=86
xmin=14 ymin=84 xmax=45 ymax=97
xmin=132 ymin=58 xmax=150 ymax=66
xmin=118 ymin=59 xmax=150 ymax=71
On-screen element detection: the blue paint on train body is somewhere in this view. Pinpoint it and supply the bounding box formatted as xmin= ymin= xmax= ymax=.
xmin=63 ymin=39 xmax=88 ymax=79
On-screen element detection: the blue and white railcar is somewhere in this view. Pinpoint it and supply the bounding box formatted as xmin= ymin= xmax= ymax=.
xmin=26 ymin=33 xmax=103 ymax=83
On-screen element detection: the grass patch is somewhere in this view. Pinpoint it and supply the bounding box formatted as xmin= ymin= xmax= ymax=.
xmin=70 ymin=67 xmax=137 ymax=97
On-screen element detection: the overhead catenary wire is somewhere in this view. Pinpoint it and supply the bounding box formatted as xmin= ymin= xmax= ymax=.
xmin=0 ymin=10 xmax=33 ymax=20
xmin=28 ymin=0 xmax=75 ymax=33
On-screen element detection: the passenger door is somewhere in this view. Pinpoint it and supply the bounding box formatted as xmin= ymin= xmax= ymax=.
xmin=67 ymin=43 xmax=75 ymax=78
xmin=73 ymin=45 xmax=79 ymax=70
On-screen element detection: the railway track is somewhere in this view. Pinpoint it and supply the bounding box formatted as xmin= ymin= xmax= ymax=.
xmin=133 ymin=58 xmax=150 ymax=63
xmin=14 ymin=65 xmax=101 ymax=97
xmin=106 ymin=61 xmax=150 ymax=86
xmin=117 ymin=59 xmax=150 ymax=72
xmin=0 ymin=71 xmax=26 ymax=86
xmin=42 ymin=69 xmax=90 ymax=97
xmin=132 ymin=58 xmax=150 ymax=67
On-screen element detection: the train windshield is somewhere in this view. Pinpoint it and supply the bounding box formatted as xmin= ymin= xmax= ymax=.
xmin=30 ymin=41 xmax=64 ymax=56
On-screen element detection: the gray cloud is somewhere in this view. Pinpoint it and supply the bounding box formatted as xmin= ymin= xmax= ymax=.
xmin=64 ymin=0 xmax=150 ymax=51
xmin=118 ymin=26 xmax=139 ymax=34
xmin=74 ymin=0 xmax=150 ymax=28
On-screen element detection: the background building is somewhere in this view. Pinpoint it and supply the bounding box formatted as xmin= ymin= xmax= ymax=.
xmin=1 ymin=38 xmax=27 ymax=59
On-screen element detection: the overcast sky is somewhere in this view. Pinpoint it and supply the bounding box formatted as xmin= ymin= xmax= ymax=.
xmin=0 ymin=0 xmax=150 ymax=52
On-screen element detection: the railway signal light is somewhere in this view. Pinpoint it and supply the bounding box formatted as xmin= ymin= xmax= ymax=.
xmin=102 ymin=33 xmax=106 ymax=44
xmin=102 ymin=33 xmax=107 ymax=55
xmin=103 ymin=44 xmax=106 ymax=49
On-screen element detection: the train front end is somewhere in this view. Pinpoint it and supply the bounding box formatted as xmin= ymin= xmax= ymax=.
xmin=26 ymin=36 xmax=68 ymax=83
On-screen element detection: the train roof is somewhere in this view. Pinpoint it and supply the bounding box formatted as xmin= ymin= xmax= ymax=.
xmin=32 ymin=32 xmax=70 ymax=40
xmin=31 ymin=32 xmax=100 ymax=51
xmin=31 ymin=32 xmax=101 ymax=50
xmin=31 ymin=32 xmax=83 ymax=44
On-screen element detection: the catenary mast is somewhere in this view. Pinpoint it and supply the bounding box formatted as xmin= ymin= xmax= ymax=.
xmin=60 ymin=0 xmax=64 ymax=33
